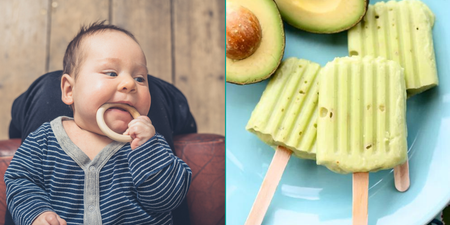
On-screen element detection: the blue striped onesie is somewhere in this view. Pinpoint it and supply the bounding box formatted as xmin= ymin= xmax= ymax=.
xmin=4 ymin=116 xmax=192 ymax=225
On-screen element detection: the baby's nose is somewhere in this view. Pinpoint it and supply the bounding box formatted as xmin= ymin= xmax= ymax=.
xmin=118 ymin=76 xmax=136 ymax=92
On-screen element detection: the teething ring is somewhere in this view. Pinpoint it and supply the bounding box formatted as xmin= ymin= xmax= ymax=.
xmin=96 ymin=103 xmax=141 ymax=142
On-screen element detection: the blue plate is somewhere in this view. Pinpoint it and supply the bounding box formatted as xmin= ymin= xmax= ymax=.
xmin=226 ymin=0 xmax=450 ymax=224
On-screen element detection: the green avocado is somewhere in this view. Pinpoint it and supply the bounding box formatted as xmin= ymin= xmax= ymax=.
xmin=226 ymin=0 xmax=285 ymax=85
xmin=275 ymin=0 xmax=369 ymax=34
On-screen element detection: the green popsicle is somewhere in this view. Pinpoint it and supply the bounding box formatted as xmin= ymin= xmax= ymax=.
xmin=246 ymin=57 xmax=320 ymax=160
xmin=316 ymin=56 xmax=408 ymax=174
xmin=348 ymin=0 xmax=438 ymax=97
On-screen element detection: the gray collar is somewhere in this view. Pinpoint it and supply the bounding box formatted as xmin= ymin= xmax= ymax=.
xmin=50 ymin=116 xmax=126 ymax=170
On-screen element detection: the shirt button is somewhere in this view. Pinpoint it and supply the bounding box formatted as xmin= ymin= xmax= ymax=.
xmin=89 ymin=166 xmax=95 ymax=172
xmin=89 ymin=205 xmax=94 ymax=211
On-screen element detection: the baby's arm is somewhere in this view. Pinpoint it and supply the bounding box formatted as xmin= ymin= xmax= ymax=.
xmin=127 ymin=133 xmax=192 ymax=213
xmin=4 ymin=130 xmax=62 ymax=225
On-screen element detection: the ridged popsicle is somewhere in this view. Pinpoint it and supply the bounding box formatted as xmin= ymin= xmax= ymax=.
xmin=316 ymin=56 xmax=407 ymax=174
xmin=246 ymin=57 xmax=320 ymax=160
xmin=348 ymin=0 xmax=437 ymax=97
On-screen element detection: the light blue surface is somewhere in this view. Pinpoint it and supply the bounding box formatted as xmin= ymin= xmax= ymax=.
xmin=226 ymin=0 xmax=450 ymax=224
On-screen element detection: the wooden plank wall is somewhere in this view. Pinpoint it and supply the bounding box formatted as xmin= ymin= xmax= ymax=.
xmin=0 ymin=0 xmax=225 ymax=140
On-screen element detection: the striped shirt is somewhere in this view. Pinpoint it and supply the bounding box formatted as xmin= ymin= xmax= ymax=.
xmin=5 ymin=116 xmax=192 ymax=225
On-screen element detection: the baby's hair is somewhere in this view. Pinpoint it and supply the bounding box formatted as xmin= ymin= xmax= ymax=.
xmin=62 ymin=20 xmax=139 ymax=78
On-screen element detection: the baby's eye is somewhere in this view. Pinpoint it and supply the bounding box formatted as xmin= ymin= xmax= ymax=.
xmin=134 ymin=77 xmax=145 ymax=83
xmin=105 ymin=72 xmax=118 ymax=77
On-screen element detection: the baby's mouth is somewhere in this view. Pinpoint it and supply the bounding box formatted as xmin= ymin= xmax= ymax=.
xmin=106 ymin=107 xmax=133 ymax=117
xmin=109 ymin=107 xmax=128 ymax=112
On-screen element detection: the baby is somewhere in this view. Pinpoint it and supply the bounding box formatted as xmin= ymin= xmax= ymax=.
xmin=5 ymin=21 xmax=192 ymax=225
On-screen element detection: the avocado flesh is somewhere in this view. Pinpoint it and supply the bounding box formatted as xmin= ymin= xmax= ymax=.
xmin=226 ymin=0 xmax=285 ymax=85
xmin=275 ymin=0 xmax=368 ymax=34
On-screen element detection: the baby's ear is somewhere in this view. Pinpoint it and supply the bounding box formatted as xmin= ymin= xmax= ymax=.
xmin=61 ymin=74 xmax=75 ymax=106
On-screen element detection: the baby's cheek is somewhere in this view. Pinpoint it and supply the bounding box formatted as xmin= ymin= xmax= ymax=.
xmin=139 ymin=91 xmax=151 ymax=115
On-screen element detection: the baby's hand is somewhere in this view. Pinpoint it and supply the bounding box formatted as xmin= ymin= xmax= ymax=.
xmin=124 ymin=116 xmax=156 ymax=150
xmin=32 ymin=211 xmax=67 ymax=225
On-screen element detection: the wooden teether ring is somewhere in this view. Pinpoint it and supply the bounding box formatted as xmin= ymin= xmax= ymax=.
xmin=96 ymin=103 xmax=141 ymax=142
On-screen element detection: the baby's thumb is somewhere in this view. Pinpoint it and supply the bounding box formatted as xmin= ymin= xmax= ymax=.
xmin=130 ymin=138 xmax=142 ymax=150
xmin=44 ymin=213 xmax=61 ymax=225
xmin=57 ymin=217 xmax=67 ymax=225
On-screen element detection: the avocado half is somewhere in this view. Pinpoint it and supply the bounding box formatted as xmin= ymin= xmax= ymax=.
xmin=275 ymin=0 xmax=369 ymax=34
xmin=226 ymin=0 xmax=285 ymax=85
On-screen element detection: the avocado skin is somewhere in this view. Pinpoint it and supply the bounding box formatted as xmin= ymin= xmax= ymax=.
xmin=227 ymin=45 xmax=285 ymax=85
xmin=227 ymin=26 xmax=285 ymax=85
xmin=277 ymin=0 xmax=369 ymax=34
xmin=226 ymin=0 xmax=286 ymax=85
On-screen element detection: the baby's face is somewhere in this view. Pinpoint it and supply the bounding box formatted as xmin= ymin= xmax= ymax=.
xmin=70 ymin=30 xmax=151 ymax=135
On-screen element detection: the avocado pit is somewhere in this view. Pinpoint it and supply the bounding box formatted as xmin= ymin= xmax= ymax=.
xmin=226 ymin=4 xmax=262 ymax=60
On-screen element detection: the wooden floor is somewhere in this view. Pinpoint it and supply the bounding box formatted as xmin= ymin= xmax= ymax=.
xmin=0 ymin=0 xmax=225 ymax=139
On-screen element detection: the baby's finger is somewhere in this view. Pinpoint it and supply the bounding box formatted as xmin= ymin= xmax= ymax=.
xmin=127 ymin=122 xmax=151 ymax=136
xmin=130 ymin=138 xmax=140 ymax=150
xmin=128 ymin=125 xmax=146 ymax=139
xmin=129 ymin=116 xmax=152 ymax=125
xmin=56 ymin=215 xmax=67 ymax=225
xmin=139 ymin=116 xmax=151 ymax=123
xmin=130 ymin=136 xmax=148 ymax=150
xmin=44 ymin=213 xmax=61 ymax=225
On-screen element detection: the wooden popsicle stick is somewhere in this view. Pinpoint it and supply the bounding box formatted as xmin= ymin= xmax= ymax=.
xmin=353 ymin=172 xmax=369 ymax=225
xmin=394 ymin=159 xmax=410 ymax=192
xmin=245 ymin=146 xmax=292 ymax=225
